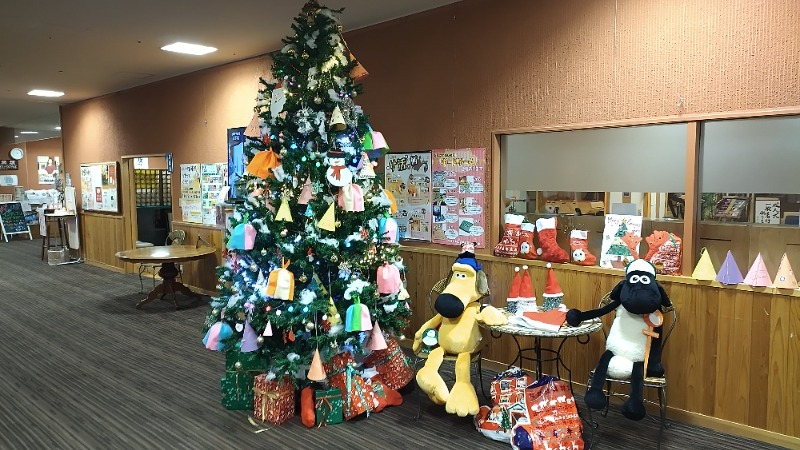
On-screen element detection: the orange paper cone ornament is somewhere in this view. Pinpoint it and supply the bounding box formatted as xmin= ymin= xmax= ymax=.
xmin=773 ymin=253 xmax=798 ymax=289
xmin=307 ymin=349 xmax=327 ymax=381
xmin=348 ymin=51 xmax=369 ymax=80
xmin=244 ymin=111 xmax=260 ymax=138
xmin=367 ymin=321 xmax=387 ymax=351
xmin=246 ymin=150 xmax=280 ymax=179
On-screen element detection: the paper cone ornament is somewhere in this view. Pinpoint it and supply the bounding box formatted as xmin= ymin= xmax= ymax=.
xmin=367 ymin=322 xmax=387 ymax=351
xmin=716 ymin=251 xmax=744 ymax=285
xmin=743 ymin=253 xmax=772 ymax=287
xmin=318 ymin=202 xmax=337 ymax=231
xmin=298 ymin=176 xmax=315 ymax=205
xmin=370 ymin=131 xmax=389 ymax=151
xmin=240 ymin=320 xmax=260 ymax=352
xmin=383 ymin=190 xmax=398 ymax=214
xmin=262 ymin=320 xmax=273 ymax=336
xmin=327 ymin=297 xmax=342 ymax=326
xmin=202 ymin=321 xmax=233 ymax=351
xmin=348 ymin=51 xmax=369 ymax=80
xmin=773 ymin=253 xmax=798 ymax=289
xmin=307 ymin=349 xmax=327 ymax=381
xmin=692 ymin=248 xmax=717 ymax=281
xmin=329 ymin=105 xmax=346 ymax=131
xmin=244 ymin=111 xmax=260 ymax=138
xmin=246 ymin=150 xmax=280 ymax=179
xmin=275 ymin=197 xmax=293 ymax=222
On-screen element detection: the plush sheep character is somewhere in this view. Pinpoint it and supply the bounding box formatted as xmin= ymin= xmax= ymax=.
xmin=565 ymin=259 xmax=671 ymax=420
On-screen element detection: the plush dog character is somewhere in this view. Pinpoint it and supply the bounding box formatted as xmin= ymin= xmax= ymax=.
xmin=413 ymin=253 xmax=507 ymax=417
xmin=565 ymin=259 xmax=671 ymax=420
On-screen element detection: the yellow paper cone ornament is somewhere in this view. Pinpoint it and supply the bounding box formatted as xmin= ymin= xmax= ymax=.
xmin=275 ymin=197 xmax=293 ymax=222
xmin=318 ymin=202 xmax=337 ymax=231
xmin=327 ymin=297 xmax=342 ymax=325
xmin=329 ymin=105 xmax=346 ymax=131
xmin=384 ymin=189 xmax=398 ymax=214
xmin=307 ymin=349 xmax=327 ymax=381
xmin=773 ymin=253 xmax=798 ymax=289
xmin=244 ymin=111 xmax=260 ymax=138
xmin=692 ymin=248 xmax=717 ymax=281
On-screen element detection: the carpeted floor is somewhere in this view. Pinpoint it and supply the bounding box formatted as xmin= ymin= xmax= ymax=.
xmin=0 ymin=238 xmax=787 ymax=449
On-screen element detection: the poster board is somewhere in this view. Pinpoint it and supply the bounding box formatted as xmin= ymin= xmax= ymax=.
xmin=180 ymin=163 xmax=202 ymax=223
xmin=79 ymin=162 xmax=119 ymax=213
xmin=0 ymin=202 xmax=33 ymax=241
xmin=384 ymin=152 xmax=432 ymax=241
xmin=599 ymin=214 xmax=643 ymax=269
xmin=430 ymin=148 xmax=487 ymax=248
xmin=201 ymin=163 xmax=227 ymax=226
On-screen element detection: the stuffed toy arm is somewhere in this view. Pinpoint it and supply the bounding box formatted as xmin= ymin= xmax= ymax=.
xmin=658 ymin=283 xmax=672 ymax=309
xmin=413 ymin=314 xmax=443 ymax=353
xmin=566 ymin=298 xmax=620 ymax=327
xmin=475 ymin=304 xmax=508 ymax=326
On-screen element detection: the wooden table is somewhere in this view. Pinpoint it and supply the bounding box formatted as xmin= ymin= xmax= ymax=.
xmin=116 ymin=245 xmax=216 ymax=309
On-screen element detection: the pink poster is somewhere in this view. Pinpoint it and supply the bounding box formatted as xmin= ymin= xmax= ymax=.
xmin=431 ymin=148 xmax=486 ymax=248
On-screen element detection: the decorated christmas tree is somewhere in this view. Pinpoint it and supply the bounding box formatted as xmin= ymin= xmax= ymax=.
xmin=204 ymin=0 xmax=411 ymax=382
xmin=606 ymin=220 xmax=632 ymax=264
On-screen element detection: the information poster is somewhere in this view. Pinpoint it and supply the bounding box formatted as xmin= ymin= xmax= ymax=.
xmin=384 ymin=152 xmax=432 ymax=241
xmin=201 ymin=163 xmax=227 ymax=226
xmin=430 ymin=148 xmax=486 ymax=248
xmin=754 ymin=198 xmax=780 ymax=225
xmin=79 ymin=162 xmax=119 ymax=212
xmin=599 ymin=214 xmax=643 ymax=269
xmin=180 ymin=163 xmax=202 ymax=223
xmin=37 ymin=156 xmax=59 ymax=185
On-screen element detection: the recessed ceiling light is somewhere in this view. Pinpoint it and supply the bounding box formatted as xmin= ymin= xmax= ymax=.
xmin=20 ymin=131 xmax=38 ymax=134
xmin=28 ymin=89 xmax=65 ymax=97
xmin=161 ymin=42 xmax=217 ymax=55
xmin=14 ymin=135 xmax=18 ymax=138
xmin=55 ymin=126 xmax=61 ymax=130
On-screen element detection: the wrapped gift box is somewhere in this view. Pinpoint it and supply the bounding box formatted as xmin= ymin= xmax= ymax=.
xmin=220 ymin=369 xmax=260 ymax=410
xmin=253 ymin=375 xmax=295 ymax=425
xmin=314 ymin=388 xmax=343 ymax=425
xmin=363 ymin=338 xmax=414 ymax=390
xmin=323 ymin=351 xmax=374 ymax=420
xmin=225 ymin=348 xmax=266 ymax=371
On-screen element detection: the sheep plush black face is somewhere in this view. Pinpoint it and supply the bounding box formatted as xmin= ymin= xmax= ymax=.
xmin=619 ymin=269 xmax=662 ymax=315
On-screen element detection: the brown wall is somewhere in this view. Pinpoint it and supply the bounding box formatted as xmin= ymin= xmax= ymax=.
xmin=0 ymin=138 xmax=63 ymax=196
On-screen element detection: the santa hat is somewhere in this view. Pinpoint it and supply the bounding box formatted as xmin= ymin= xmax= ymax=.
xmin=518 ymin=265 xmax=536 ymax=301
xmin=543 ymin=263 xmax=563 ymax=299
xmin=507 ymin=267 xmax=522 ymax=301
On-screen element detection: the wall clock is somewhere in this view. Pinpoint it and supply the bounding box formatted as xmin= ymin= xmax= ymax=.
xmin=9 ymin=148 xmax=24 ymax=160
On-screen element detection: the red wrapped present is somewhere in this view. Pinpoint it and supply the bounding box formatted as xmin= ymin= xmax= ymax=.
xmin=253 ymin=375 xmax=296 ymax=425
xmin=323 ymin=351 xmax=374 ymax=420
xmin=363 ymin=338 xmax=414 ymax=390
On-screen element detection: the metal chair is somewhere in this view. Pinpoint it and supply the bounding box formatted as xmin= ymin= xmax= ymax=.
xmin=586 ymin=292 xmax=678 ymax=449
xmin=138 ymin=229 xmax=186 ymax=292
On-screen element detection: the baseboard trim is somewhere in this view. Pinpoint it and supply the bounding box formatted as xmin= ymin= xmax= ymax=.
xmin=84 ymin=260 xmax=125 ymax=273
xmin=396 ymin=341 xmax=798 ymax=449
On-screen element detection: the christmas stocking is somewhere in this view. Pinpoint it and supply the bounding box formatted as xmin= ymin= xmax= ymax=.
xmin=493 ymin=214 xmax=524 ymax=257
xmin=535 ymin=217 xmax=569 ymax=263
xmin=300 ymin=386 xmax=315 ymax=428
xmin=569 ymin=229 xmax=597 ymax=266
xmin=518 ymin=222 xmax=537 ymax=260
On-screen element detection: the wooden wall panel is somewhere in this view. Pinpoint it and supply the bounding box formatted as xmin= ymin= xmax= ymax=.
xmin=401 ymin=247 xmax=799 ymax=439
xmin=79 ymin=213 xmax=124 ymax=270
xmin=170 ymin=221 xmax=224 ymax=293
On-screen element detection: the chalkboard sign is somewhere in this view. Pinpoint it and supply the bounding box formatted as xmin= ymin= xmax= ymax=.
xmin=0 ymin=202 xmax=33 ymax=241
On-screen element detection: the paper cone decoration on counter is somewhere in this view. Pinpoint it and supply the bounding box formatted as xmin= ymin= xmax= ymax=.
xmin=743 ymin=253 xmax=772 ymax=287
xmin=327 ymin=297 xmax=342 ymax=326
xmin=367 ymin=322 xmax=387 ymax=351
xmin=329 ymin=105 xmax=346 ymax=131
xmin=246 ymin=150 xmax=280 ymax=179
xmin=307 ymin=349 xmax=327 ymax=381
xmin=240 ymin=320 xmax=260 ymax=352
xmin=716 ymin=251 xmax=744 ymax=285
xmin=692 ymin=248 xmax=717 ymax=281
xmin=262 ymin=320 xmax=273 ymax=336
xmin=348 ymin=51 xmax=369 ymax=80
xmin=298 ymin=176 xmax=315 ymax=205
xmin=244 ymin=111 xmax=261 ymax=138
xmin=318 ymin=202 xmax=337 ymax=231
xmin=773 ymin=253 xmax=798 ymax=289
xmin=275 ymin=197 xmax=293 ymax=222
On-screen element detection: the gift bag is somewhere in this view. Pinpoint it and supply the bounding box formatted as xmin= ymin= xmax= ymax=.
xmin=253 ymin=375 xmax=296 ymax=425
xmin=644 ymin=230 xmax=682 ymax=275
xmin=511 ymin=376 xmax=583 ymax=450
xmin=363 ymin=338 xmax=414 ymax=390
xmin=323 ymin=351 xmax=375 ymax=420
xmin=314 ymin=388 xmax=344 ymax=426
xmin=474 ymin=367 xmax=531 ymax=442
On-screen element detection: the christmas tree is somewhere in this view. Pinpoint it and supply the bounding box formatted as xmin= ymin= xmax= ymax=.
xmin=606 ymin=220 xmax=632 ymax=264
xmin=204 ymin=0 xmax=411 ymax=381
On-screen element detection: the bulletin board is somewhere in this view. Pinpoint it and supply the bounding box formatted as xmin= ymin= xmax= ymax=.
xmin=80 ymin=162 xmax=120 ymax=213
xmin=430 ymin=148 xmax=487 ymax=248
xmin=384 ymin=152 xmax=432 ymax=241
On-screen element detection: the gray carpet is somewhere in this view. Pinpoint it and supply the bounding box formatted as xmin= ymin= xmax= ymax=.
xmin=0 ymin=238 xmax=786 ymax=449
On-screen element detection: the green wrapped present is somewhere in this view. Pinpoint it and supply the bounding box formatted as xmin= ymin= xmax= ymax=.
xmin=315 ymin=388 xmax=343 ymax=425
xmin=220 ymin=368 xmax=261 ymax=410
xmin=225 ymin=348 xmax=266 ymax=371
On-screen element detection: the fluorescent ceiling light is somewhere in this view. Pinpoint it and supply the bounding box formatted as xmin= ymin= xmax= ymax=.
xmin=28 ymin=89 xmax=65 ymax=97
xmin=20 ymin=131 xmax=38 ymax=134
xmin=161 ymin=42 xmax=217 ymax=55
xmin=55 ymin=126 xmax=61 ymax=130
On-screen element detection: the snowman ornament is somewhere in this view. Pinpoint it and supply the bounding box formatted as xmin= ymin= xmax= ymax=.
xmin=325 ymin=149 xmax=353 ymax=187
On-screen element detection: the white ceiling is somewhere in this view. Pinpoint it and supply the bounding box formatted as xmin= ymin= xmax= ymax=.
xmin=0 ymin=0 xmax=459 ymax=143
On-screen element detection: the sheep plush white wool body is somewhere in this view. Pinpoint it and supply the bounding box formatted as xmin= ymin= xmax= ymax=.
xmin=605 ymin=307 xmax=648 ymax=379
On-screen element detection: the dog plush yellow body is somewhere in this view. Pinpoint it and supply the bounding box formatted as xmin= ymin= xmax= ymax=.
xmin=413 ymin=255 xmax=507 ymax=416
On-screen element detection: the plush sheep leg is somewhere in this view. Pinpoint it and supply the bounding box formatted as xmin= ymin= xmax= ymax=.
xmin=585 ymin=350 xmax=613 ymax=410
xmin=445 ymin=352 xmax=479 ymax=417
xmin=622 ymin=361 xmax=647 ymax=420
xmin=416 ymin=347 xmax=449 ymax=405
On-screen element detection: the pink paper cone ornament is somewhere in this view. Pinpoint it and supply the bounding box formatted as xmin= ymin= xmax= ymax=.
xmin=743 ymin=253 xmax=773 ymax=287
xmin=227 ymin=223 xmax=256 ymax=250
xmin=773 ymin=253 xmax=798 ymax=289
xmin=337 ymin=184 xmax=364 ymax=212
xmin=367 ymin=321 xmax=388 ymax=351
xmin=202 ymin=321 xmax=233 ymax=351
xmin=298 ymin=176 xmax=315 ymax=205
xmin=716 ymin=251 xmax=744 ymax=285
xmin=262 ymin=320 xmax=273 ymax=336
xmin=370 ymin=131 xmax=389 ymax=151
xmin=240 ymin=320 xmax=260 ymax=352
xmin=307 ymin=349 xmax=327 ymax=381
xmin=376 ymin=263 xmax=401 ymax=295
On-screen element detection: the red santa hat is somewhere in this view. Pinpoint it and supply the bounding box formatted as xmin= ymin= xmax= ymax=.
xmin=507 ymin=267 xmax=522 ymax=301
xmin=518 ymin=265 xmax=536 ymax=301
xmin=543 ymin=263 xmax=563 ymax=298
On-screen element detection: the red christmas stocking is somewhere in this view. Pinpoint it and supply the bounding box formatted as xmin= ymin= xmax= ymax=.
xmin=300 ymin=386 xmax=316 ymax=428
xmin=518 ymin=222 xmax=537 ymax=260
xmin=569 ymin=229 xmax=597 ymax=266
xmin=493 ymin=214 xmax=524 ymax=257
xmin=535 ymin=217 xmax=569 ymax=263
